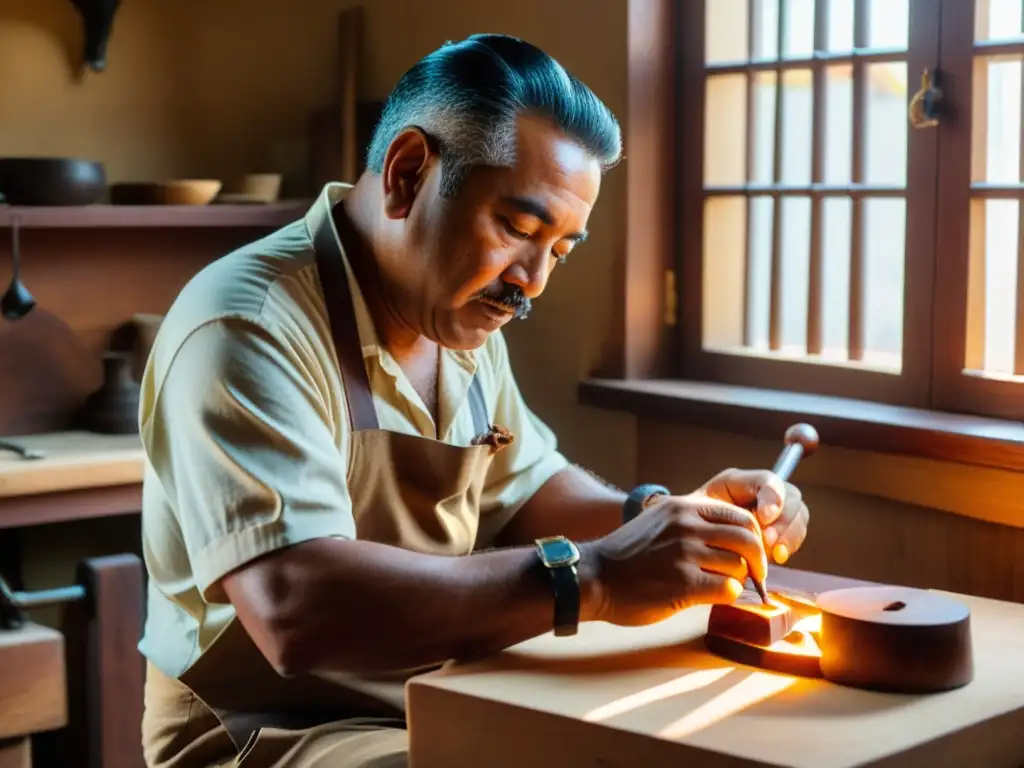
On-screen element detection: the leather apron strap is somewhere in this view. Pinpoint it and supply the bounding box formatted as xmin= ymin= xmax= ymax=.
xmin=467 ymin=375 xmax=489 ymax=437
xmin=316 ymin=205 xmax=491 ymax=437
xmin=314 ymin=210 xmax=379 ymax=432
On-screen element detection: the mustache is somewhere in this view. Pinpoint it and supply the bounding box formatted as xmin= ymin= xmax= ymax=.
xmin=476 ymin=283 xmax=532 ymax=320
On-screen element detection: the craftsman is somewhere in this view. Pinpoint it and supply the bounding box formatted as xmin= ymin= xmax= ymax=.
xmin=137 ymin=34 xmax=811 ymax=768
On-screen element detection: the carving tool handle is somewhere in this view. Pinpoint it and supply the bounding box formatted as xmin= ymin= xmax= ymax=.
xmin=751 ymin=424 xmax=820 ymax=602
xmin=772 ymin=423 xmax=820 ymax=481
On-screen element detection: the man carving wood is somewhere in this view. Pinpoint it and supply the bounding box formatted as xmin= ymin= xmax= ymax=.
xmin=137 ymin=34 xmax=811 ymax=768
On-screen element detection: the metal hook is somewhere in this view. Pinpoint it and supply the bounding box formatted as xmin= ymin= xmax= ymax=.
xmin=909 ymin=67 xmax=943 ymax=129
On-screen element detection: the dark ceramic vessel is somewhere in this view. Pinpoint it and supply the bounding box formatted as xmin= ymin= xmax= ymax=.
xmin=0 ymin=158 xmax=107 ymax=206
xmin=80 ymin=352 xmax=140 ymax=435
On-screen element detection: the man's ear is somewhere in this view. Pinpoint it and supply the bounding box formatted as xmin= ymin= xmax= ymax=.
xmin=381 ymin=127 xmax=436 ymax=219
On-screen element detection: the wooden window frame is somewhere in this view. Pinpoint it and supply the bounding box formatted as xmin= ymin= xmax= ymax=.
xmin=678 ymin=0 xmax=941 ymax=408
xmin=582 ymin=0 xmax=1024 ymax=470
xmin=932 ymin=0 xmax=1024 ymax=421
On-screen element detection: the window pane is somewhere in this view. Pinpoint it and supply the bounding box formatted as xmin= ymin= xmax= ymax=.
xmin=984 ymin=201 xmax=1018 ymax=375
xmin=746 ymin=197 xmax=775 ymax=349
xmin=705 ymin=74 xmax=748 ymax=186
xmin=864 ymin=62 xmax=908 ymax=186
xmin=826 ymin=0 xmax=854 ymax=53
xmin=823 ymin=64 xmax=853 ymax=184
xmin=703 ymin=197 xmax=747 ymax=348
xmin=752 ymin=72 xmax=778 ymax=184
xmin=781 ymin=69 xmax=813 ymax=184
xmin=966 ymin=200 xmax=1019 ymax=376
xmin=707 ymin=0 xmax=750 ymax=64
xmin=976 ymin=0 xmax=1024 ymax=43
xmin=866 ymin=0 xmax=909 ymax=50
xmin=974 ymin=57 xmax=1022 ymax=184
xmin=753 ymin=0 xmax=780 ymax=60
xmin=783 ymin=0 xmax=816 ymax=59
xmin=821 ymin=197 xmax=852 ymax=360
xmin=862 ymin=198 xmax=906 ymax=369
xmin=780 ymin=197 xmax=812 ymax=353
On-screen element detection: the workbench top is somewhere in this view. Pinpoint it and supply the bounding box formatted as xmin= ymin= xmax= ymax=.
xmin=407 ymin=576 xmax=1024 ymax=767
xmin=0 ymin=432 xmax=144 ymax=498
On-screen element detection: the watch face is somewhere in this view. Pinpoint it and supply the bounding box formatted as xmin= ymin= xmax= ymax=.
xmin=538 ymin=537 xmax=579 ymax=567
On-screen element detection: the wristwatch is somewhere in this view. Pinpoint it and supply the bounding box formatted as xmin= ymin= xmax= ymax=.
xmin=623 ymin=483 xmax=671 ymax=524
xmin=534 ymin=535 xmax=582 ymax=637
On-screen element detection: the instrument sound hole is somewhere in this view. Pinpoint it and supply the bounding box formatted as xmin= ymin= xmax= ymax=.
xmin=883 ymin=601 xmax=906 ymax=611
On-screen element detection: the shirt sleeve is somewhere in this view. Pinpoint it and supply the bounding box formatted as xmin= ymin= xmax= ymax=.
xmin=476 ymin=331 xmax=570 ymax=545
xmin=142 ymin=317 xmax=355 ymax=602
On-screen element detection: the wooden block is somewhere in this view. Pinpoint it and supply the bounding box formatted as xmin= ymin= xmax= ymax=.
xmin=706 ymin=590 xmax=795 ymax=646
xmin=0 ymin=622 xmax=67 ymax=739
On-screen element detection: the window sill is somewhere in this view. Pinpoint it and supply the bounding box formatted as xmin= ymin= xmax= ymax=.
xmin=578 ymin=378 xmax=1024 ymax=473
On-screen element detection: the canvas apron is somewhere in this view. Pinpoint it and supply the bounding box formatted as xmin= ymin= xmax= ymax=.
xmin=141 ymin=210 xmax=505 ymax=768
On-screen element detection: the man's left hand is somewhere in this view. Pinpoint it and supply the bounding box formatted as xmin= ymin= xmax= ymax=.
xmin=697 ymin=469 xmax=809 ymax=564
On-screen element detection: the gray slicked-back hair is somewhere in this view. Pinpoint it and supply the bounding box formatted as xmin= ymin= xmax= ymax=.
xmin=365 ymin=34 xmax=622 ymax=197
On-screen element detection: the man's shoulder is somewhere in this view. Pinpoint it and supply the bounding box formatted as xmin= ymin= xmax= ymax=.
xmin=173 ymin=219 xmax=314 ymax=319
xmin=157 ymin=220 xmax=322 ymax=350
xmin=143 ymin=220 xmax=335 ymax=400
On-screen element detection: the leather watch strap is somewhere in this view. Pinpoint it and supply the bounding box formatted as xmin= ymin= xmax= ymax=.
xmin=623 ymin=483 xmax=670 ymax=524
xmin=550 ymin=562 xmax=581 ymax=637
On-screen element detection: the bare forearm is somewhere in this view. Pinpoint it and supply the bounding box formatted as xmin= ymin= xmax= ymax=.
xmin=494 ymin=465 xmax=628 ymax=547
xmin=225 ymin=537 xmax=600 ymax=677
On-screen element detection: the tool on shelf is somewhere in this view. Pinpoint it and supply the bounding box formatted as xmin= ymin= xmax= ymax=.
xmin=0 ymin=439 xmax=45 ymax=460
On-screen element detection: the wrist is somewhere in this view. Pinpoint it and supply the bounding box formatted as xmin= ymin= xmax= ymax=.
xmin=576 ymin=540 xmax=607 ymax=623
xmin=623 ymin=483 xmax=671 ymax=524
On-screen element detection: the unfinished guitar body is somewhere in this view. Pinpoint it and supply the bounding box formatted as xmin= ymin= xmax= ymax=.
xmin=818 ymin=586 xmax=974 ymax=693
xmin=704 ymin=580 xmax=975 ymax=694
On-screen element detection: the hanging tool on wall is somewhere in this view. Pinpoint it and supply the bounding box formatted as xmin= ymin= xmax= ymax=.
xmin=68 ymin=0 xmax=122 ymax=73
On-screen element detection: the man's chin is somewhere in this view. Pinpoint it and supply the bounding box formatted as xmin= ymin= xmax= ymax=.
xmin=436 ymin=304 xmax=514 ymax=350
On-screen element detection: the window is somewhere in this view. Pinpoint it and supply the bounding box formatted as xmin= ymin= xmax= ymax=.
xmin=676 ymin=0 xmax=1024 ymax=420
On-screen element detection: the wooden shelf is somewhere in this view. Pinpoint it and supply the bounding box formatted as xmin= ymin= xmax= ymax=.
xmin=0 ymin=200 xmax=311 ymax=229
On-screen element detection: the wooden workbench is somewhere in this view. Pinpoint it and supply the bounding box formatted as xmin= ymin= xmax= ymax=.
xmin=407 ymin=568 xmax=1024 ymax=767
xmin=0 ymin=432 xmax=144 ymax=529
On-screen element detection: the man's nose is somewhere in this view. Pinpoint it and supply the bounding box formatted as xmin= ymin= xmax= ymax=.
xmin=501 ymin=248 xmax=550 ymax=299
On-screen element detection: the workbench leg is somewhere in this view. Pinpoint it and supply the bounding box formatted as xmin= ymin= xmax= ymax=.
xmin=34 ymin=554 xmax=146 ymax=768
xmin=0 ymin=529 xmax=24 ymax=590
xmin=0 ymin=738 xmax=31 ymax=768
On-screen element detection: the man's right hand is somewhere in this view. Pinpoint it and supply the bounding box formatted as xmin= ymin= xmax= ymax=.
xmin=581 ymin=493 xmax=767 ymax=627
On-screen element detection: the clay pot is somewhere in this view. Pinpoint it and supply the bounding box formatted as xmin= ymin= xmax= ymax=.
xmin=80 ymin=352 xmax=140 ymax=434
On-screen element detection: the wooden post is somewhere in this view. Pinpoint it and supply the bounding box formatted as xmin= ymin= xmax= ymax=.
xmin=35 ymin=554 xmax=145 ymax=768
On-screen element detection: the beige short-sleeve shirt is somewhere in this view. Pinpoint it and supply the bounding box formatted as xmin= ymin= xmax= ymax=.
xmin=138 ymin=183 xmax=569 ymax=679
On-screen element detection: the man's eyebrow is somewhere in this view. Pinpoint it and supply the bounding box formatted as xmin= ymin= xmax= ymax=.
xmin=503 ymin=195 xmax=554 ymax=225
xmin=502 ymin=196 xmax=588 ymax=243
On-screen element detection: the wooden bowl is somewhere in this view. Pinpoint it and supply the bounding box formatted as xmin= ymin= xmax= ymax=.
xmin=218 ymin=173 xmax=282 ymax=204
xmin=0 ymin=158 xmax=106 ymax=206
xmin=109 ymin=180 xmax=222 ymax=206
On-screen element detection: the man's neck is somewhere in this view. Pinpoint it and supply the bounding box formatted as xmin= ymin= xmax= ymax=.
xmin=333 ymin=190 xmax=427 ymax=363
